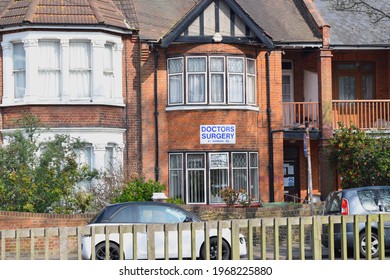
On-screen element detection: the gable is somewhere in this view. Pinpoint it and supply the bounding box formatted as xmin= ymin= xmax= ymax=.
xmin=161 ymin=0 xmax=273 ymax=48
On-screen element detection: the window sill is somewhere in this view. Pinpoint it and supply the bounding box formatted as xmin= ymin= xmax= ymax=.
xmin=166 ymin=105 xmax=260 ymax=112
xmin=0 ymin=100 xmax=125 ymax=107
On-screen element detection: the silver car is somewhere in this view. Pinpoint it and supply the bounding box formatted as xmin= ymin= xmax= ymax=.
xmin=82 ymin=201 xmax=247 ymax=260
xmin=321 ymin=186 xmax=390 ymax=258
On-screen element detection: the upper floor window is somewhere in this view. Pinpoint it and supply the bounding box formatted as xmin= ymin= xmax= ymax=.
xmin=167 ymin=55 xmax=257 ymax=107
xmin=1 ymin=31 xmax=123 ymax=106
xmin=334 ymin=62 xmax=375 ymax=100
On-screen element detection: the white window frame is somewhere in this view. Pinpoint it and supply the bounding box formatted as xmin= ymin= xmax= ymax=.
xmin=209 ymin=56 xmax=226 ymax=104
xmin=169 ymin=153 xmax=184 ymax=200
xmin=1 ymin=31 xmax=123 ymax=106
xmin=227 ymin=56 xmax=245 ymax=104
xmin=249 ymin=152 xmax=259 ymax=202
xmin=167 ymin=57 xmax=184 ymax=105
xmin=186 ymin=56 xmax=207 ymax=105
xmin=209 ymin=152 xmax=229 ymax=204
xmin=12 ymin=42 xmax=26 ymax=100
xmin=282 ymin=60 xmax=294 ymax=102
xmin=186 ymin=153 xmax=207 ymax=204
xmin=103 ymin=43 xmax=115 ymax=99
xmin=246 ymin=58 xmax=256 ymax=105
xmin=232 ymin=152 xmax=249 ymax=192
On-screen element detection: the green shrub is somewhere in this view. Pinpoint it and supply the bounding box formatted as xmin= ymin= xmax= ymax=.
xmin=112 ymin=176 xmax=166 ymax=203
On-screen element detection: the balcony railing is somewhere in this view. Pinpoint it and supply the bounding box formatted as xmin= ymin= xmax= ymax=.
xmin=332 ymin=100 xmax=390 ymax=130
xmin=282 ymin=102 xmax=319 ymax=129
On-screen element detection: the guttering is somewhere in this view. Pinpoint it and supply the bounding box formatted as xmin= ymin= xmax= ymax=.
xmin=331 ymin=45 xmax=390 ymax=50
xmin=275 ymin=42 xmax=322 ymax=49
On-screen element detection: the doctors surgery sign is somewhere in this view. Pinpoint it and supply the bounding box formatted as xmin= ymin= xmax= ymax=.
xmin=200 ymin=125 xmax=236 ymax=144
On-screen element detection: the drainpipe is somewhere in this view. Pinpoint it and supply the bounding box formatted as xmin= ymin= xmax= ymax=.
xmin=265 ymin=51 xmax=274 ymax=202
xmin=150 ymin=44 xmax=160 ymax=181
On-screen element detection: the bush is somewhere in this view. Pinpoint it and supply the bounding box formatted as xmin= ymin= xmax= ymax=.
xmin=112 ymin=176 xmax=166 ymax=203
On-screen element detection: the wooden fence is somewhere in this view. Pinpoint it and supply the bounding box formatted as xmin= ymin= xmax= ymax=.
xmin=1 ymin=214 xmax=389 ymax=260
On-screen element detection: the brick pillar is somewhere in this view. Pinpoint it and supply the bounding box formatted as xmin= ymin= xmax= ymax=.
xmin=318 ymin=25 xmax=336 ymax=198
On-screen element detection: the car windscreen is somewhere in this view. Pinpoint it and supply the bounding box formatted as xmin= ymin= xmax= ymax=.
xmin=323 ymin=192 xmax=342 ymax=215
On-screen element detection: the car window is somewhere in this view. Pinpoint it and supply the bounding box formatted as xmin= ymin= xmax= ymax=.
xmin=109 ymin=205 xmax=137 ymax=223
xmin=323 ymin=192 xmax=342 ymax=214
xmin=138 ymin=205 xmax=187 ymax=224
xmin=357 ymin=190 xmax=380 ymax=212
xmin=378 ymin=189 xmax=390 ymax=212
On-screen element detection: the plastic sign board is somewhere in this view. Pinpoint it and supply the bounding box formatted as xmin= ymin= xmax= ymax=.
xmin=200 ymin=125 xmax=236 ymax=144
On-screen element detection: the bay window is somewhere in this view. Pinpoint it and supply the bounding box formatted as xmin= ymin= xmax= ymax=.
xmin=13 ymin=42 xmax=26 ymax=99
xmin=169 ymin=151 xmax=259 ymax=204
xmin=167 ymin=55 xmax=257 ymax=107
xmin=2 ymin=31 xmax=123 ymax=105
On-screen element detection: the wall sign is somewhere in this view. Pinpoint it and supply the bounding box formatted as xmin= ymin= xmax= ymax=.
xmin=200 ymin=125 xmax=236 ymax=144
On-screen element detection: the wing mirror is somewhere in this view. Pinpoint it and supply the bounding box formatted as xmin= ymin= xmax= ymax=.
xmin=184 ymin=217 xmax=193 ymax=223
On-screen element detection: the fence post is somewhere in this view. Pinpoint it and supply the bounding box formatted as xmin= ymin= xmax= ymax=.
xmin=311 ymin=216 xmax=322 ymax=260
xmin=378 ymin=214 xmax=385 ymax=260
xmin=59 ymin=227 xmax=68 ymax=260
xmin=231 ymin=220 xmax=240 ymax=260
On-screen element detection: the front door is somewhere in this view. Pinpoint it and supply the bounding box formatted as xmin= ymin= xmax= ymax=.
xmin=284 ymin=160 xmax=300 ymax=202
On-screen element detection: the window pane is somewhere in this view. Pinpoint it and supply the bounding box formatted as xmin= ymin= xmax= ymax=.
xmin=338 ymin=76 xmax=356 ymax=100
xmin=103 ymin=44 xmax=114 ymax=98
xmin=282 ymin=75 xmax=292 ymax=102
xmin=211 ymin=74 xmax=224 ymax=103
xmin=357 ymin=190 xmax=379 ymax=212
xmin=39 ymin=41 xmax=60 ymax=98
xmin=229 ymin=74 xmax=244 ymax=103
xmin=363 ymin=75 xmax=373 ymax=99
xmin=247 ymin=59 xmax=255 ymax=75
xmin=210 ymin=57 xmax=224 ymax=72
xmin=13 ymin=43 xmax=26 ymax=98
xmin=169 ymin=75 xmax=183 ymax=104
xmin=104 ymin=146 xmax=114 ymax=171
xmin=187 ymin=57 xmax=206 ymax=72
xmin=228 ymin=57 xmax=244 ymax=73
xmin=188 ymin=74 xmax=205 ymax=103
xmin=249 ymin=153 xmax=259 ymax=201
xmin=187 ymin=154 xmax=205 ymax=203
xmin=169 ymin=154 xmax=183 ymax=200
xmin=69 ymin=42 xmax=91 ymax=98
xmin=168 ymin=58 xmax=183 ymax=74
xmin=247 ymin=75 xmax=255 ymax=104
xmin=233 ymin=153 xmax=248 ymax=191
xmin=210 ymin=169 xmax=228 ymax=203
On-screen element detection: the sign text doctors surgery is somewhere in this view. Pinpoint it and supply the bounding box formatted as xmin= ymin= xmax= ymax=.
xmin=200 ymin=125 xmax=236 ymax=144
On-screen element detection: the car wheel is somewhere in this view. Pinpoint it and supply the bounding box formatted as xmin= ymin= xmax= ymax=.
xmin=95 ymin=242 xmax=122 ymax=260
xmin=359 ymin=231 xmax=379 ymax=258
xmin=200 ymin=237 xmax=231 ymax=260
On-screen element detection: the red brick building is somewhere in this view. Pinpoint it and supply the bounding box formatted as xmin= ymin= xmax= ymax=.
xmin=1 ymin=0 xmax=389 ymax=206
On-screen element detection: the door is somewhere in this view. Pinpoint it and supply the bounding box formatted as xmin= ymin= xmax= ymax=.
xmin=284 ymin=160 xmax=300 ymax=202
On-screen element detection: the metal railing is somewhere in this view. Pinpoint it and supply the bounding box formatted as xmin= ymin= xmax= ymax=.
xmin=1 ymin=214 xmax=389 ymax=260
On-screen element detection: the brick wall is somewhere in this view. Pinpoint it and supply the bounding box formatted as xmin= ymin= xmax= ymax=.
xmin=0 ymin=210 xmax=94 ymax=230
xmin=140 ymin=43 xmax=284 ymax=203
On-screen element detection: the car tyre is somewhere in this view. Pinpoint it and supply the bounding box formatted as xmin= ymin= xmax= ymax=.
xmin=359 ymin=231 xmax=379 ymax=258
xmin=200 ymin=237 xmax=231 ymax=260
xmin=95 ymin=242 xmax=122 ymax=260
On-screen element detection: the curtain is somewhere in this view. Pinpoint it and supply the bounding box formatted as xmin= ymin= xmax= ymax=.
xmin=13 ymin=43 xmax=26 ymax=99
xmin=103 ymin=44 xmax=114 ymax=99
xmin=188 ymin=74 xmax=205 ymax=103
xmin=169 ymin=154 xmax=183 ymax=200
xmin=211 ymin=74 xmax=224 ymax=103
xmin=69 ymin=42 xmax=91 ymax=98
xmin=168 ymin=58 xmax=183 ymax=104
xmin=338 ymin=76 xmax=356 ymax=100
xmin=229 ymin=75 xmax=244 ymax=103
xmin=39 ymin=41 xmax=60 ymax=99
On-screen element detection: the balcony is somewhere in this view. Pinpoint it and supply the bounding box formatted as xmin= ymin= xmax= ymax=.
xmin=282 ymin=102 xmax=319 ymax=130
xmin=332 ymin=100 xmax=390 ymax=130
